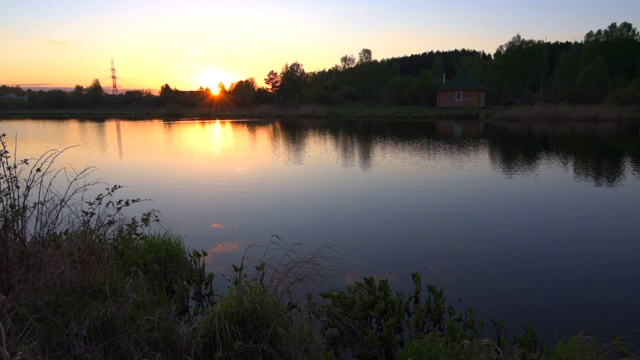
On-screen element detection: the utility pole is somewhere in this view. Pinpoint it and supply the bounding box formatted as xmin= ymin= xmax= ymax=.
xmin=111 ymin=59 xmax=118 ymax=94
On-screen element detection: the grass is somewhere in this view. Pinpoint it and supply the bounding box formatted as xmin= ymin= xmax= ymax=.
xmin=1 ymin=134 xmax=638 ymax=359
xmin=6 ymin=103 xmax=640 ymax=121
xmin=491 ymin=103 xmax=640 ymax=121
xmin=0 ymin=103 xmax=494 ymax=120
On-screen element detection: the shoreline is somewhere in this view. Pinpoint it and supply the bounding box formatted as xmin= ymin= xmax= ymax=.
xmin=1 ymin=103 xmax=640 ymax=121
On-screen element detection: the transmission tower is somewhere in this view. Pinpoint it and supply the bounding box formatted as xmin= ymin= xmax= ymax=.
xmin=111 ymin=59 xmax=118 ymax=94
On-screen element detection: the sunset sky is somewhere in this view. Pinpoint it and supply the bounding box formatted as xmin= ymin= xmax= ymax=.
xmin=1 ymin=0 xmax=639 ymax=92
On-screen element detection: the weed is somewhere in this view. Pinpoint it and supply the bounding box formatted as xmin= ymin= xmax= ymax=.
xmin=317 ymin=272 xmax=480 ymax=359
xmin=198 ymin=235 xmax=336 ymax=359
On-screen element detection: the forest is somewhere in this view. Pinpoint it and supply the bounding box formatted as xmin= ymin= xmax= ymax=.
xmin=1 ymin=21 xmax=639 ymax=110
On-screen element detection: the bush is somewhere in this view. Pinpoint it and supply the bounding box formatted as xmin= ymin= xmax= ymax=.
xmin=317 ymin=273 xmax=480 ymax=359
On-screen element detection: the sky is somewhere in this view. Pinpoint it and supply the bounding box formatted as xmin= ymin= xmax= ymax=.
xmin=1 ymin=0 xmax=640 ymax=93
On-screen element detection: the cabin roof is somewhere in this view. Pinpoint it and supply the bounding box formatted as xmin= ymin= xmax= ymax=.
xmin=437 ymin=75 xmax=488 ymax=91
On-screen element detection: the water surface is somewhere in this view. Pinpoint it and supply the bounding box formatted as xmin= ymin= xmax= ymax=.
xmin=2 ymin=118 xmax=639 ymax=342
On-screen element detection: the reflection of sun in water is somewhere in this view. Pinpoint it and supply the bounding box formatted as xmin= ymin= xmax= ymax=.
xmin=195 ymin=67 xmax=234 ymax=95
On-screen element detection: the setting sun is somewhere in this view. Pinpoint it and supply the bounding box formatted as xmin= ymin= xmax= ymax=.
xmin=195 ymin=67 xmax=234 ymax=95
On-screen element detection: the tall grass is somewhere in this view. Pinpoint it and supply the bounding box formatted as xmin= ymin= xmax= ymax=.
xmin=0 ymin=133 xmax=194 ymax=358
xmin=492 ymin=103 xmax=631 ymax=121
xmin=197 ymin=235 xmax=337 ymax=359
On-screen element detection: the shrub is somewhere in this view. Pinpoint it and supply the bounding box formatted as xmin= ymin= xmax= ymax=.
xmin=317 ymin=272 xmax=480 ymax=359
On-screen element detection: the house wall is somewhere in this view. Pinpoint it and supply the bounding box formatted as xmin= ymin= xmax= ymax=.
xmin=437 ymin=90 xmax=486 ymax=108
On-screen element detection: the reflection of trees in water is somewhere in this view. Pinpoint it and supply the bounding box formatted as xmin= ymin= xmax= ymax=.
xmin=329 ymin=121 xmax=374 ymax=172
xmin=485 ymin=121 xmax=639 ymax=187
xmin=485 ymin=124 xmax=543 ymax=177
xmin=630 ymin=124 xmax=640 ymax=181
xmin=275 ymin=120 xmax=484 ymax=170
xmin=266 ymin=119 xmax=639 ymax=187
xmin=336 ymin=131 xmax=358 ymax=169
xmin=271 ymin=121 xmax=310 ymax=165
xmin=323 ymin=120 xmax=473 ymax=170
xmin=573 ymin=156 xmax=626 ymax=187
xmin=565 ymin=130 xmax=627 ymax=187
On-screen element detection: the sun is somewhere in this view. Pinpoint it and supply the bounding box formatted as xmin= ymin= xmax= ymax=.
xmin=195 ymin=67 xmax=234 ymax=95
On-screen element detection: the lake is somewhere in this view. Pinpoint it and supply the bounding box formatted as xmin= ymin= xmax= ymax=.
xmin=2 ymin=117 xmax=639 ymax=343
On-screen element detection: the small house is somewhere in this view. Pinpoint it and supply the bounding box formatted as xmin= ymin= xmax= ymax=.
xmin=436 ymin=75 xmax=488 ymax=108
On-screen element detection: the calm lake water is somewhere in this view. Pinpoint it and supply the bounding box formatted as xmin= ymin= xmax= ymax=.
xmin=2 ymin=118 xmax=639 ymax=342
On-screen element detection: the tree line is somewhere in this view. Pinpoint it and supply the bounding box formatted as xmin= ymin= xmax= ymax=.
xmin=2 ymin=21 xmax=639 ymax=110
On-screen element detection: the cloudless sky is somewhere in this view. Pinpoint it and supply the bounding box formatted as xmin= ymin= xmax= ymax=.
xmin=1 ymin=0 xmax=639 ymax=92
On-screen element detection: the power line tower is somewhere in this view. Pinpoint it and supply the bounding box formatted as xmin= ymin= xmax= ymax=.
xmin=111 ymin=59 xmax=118 ymax=94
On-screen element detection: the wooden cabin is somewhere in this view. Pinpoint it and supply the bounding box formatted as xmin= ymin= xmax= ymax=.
xmin=437 ymin=75 xmax=488 ymax=108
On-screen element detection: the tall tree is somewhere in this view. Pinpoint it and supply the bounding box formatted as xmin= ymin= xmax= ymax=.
xmin=583 ymin=22 xmax=640 ymax=89
xmin=157 ymin=83 xmax=175 ymax=106
xmin=340 ymin=54 xmax=356 ymax=70
xmin=358 ymin=48 xmax=373 ymax=64
xmin=278 ymin=62 xmax=308 ymax=102
xmin=384 ymin=75 xmax=420 ymax=105
xmin=87 ymin=79 xmax=104 ymax=105
xmin=264 ymin=70 xmax=280 ymax=93
xmin=491 ymin=34 xmax=547 ymax=103
xmin=70 ymin=85 xmax=85 ymax=107
xmin=217 ymin=82 xmax=228 ymax=95
xmin=576 ymin=56 xmax=610 ymax=103
xmin=432 ymin=55 xmax=445 ymax=81
xmin=456 ymin=54 xmax=487 ymax=80
xmin=229 ymin=78 xmax=257 ymax=107
xmin=417 ymin=69 xmax=437 ymax=105
xmin=548 ymin=46 xmax=581 ymax=102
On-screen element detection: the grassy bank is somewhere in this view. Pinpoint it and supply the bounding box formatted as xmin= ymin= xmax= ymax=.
xmin=0 ymin=104 xmax=493 ymax=121
xmin=1 ymin=135 xmax=637 ymax=359
xmin=3 ymin=103 xmax=639 ymax=121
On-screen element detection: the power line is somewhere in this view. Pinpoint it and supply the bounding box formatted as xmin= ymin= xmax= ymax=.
xmin=111 ymin=59 xmax=118 ymax=94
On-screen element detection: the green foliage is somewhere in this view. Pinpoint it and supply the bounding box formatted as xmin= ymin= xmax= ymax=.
xmin=279 ymin=61 xmax=308 ymax=102
xmin=112 ymin=233 xmax=210 ymax=311
xmin=385 ymin=76 xmax=420 ymax=105
xmin=548 ymin=47 xmax=581 ymax=102
xmin=606 ymin=78 xmax=640 ymax=105
xmin=87 ymin=78 xmax=104 ymax=106
xmin=417 ymin=69 xmax=438 ymax=106
xmin=228 ymin=77 xmax=258 ymax=107
xmin=340 ymin=54 xmax=356 ymax=70
xmin=576 ymin=56 xmax=610 ymax=103
xmin=200 ymin=279 xmax=319 ymax=359
xmin=264 ymin=70 xmax=281 ymax=93
xmin=491 ymin=34 xmax=548 ymax=104
xmin=399 ymin=332 xmax=498 ymax=360
xmin=317 ymin=273 xmax=480 ymax=359
xmin=358 ymin=48 xmax=373 ymax=65
xmin=0 ymin=136 xmax=197 ymax=358
xmin=198 ymin=236 xmax=334 ymax=359
xmin=187 ymin=248 xmax=217 ymax=317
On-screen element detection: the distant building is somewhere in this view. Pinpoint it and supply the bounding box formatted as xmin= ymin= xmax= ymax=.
xmin=437 ymin=75 xmax=488 ymax=108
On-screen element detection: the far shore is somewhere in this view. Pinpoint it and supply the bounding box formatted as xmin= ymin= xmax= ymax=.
xmin=1 ymin=103 xmax=640 ymax=121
